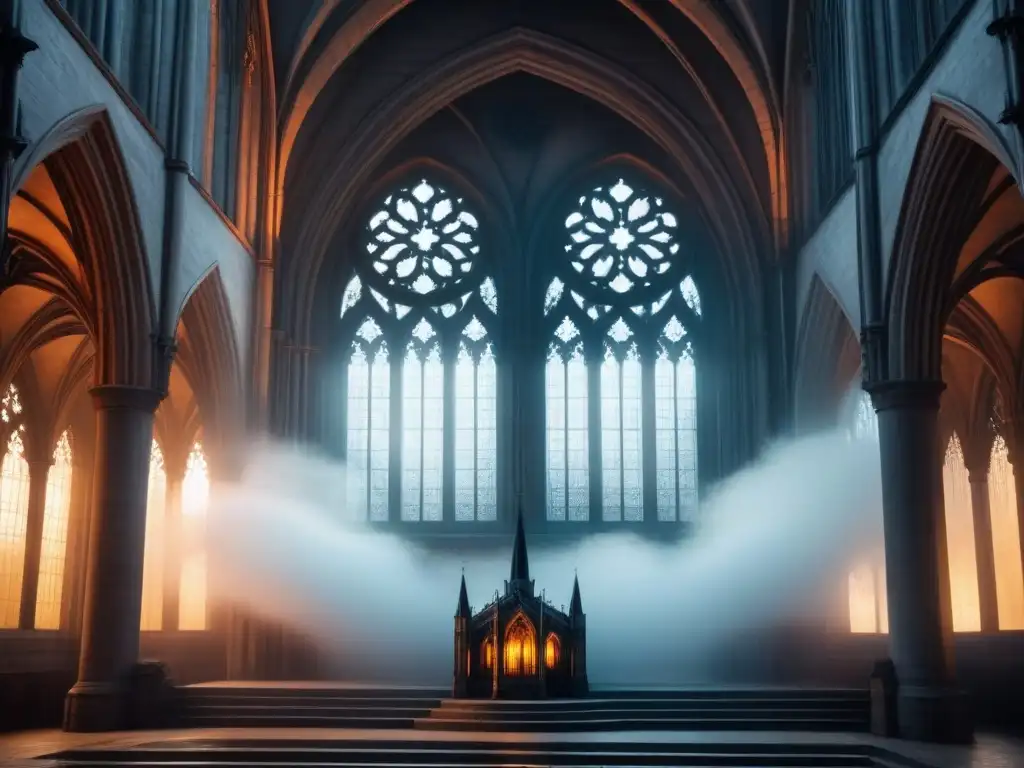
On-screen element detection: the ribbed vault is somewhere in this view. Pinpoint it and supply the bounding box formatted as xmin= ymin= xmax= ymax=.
xmin=273 ymin=0 xmax=784 ymax=242
xmin=278 ymin=22 xmax=773 ymax=350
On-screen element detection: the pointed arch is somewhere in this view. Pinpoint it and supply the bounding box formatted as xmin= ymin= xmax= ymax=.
xmin=175 ymin=266 xmax=245 ymax=478
xmin=503 ymin=610 xmax=537 ymax=676
xmin=277 ymin=1 xmax=780 ymax=238
xmin=14 ymin=107 xmax=155 ymax=388
xmin=793 ymin=274 xmax=860 ymax=430
xmin=886 ymin=96 xmax=1016 ymax=382
xmin=282 ymin=27 xmax=766 ymax=347
xmin=544 ymin=632 xmax=561 ymax=669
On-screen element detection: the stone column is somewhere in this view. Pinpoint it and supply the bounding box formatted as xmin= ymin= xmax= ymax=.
xmin=19 ymin=457 xmax=52 ymax=628
xmin=968 ymin=469 xmax=999 ymax=633
xmin=64 ymin=386 xmax=162 ymax=732
xmin=868 ymin=380 xmax=971 ymax=743
xmin=63 ymin=456 xmax=94 ymax=635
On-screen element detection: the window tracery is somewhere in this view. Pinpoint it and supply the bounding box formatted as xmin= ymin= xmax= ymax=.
xmin=545 ymin=179 xmax=700 ymax=523
xmin=35 ymin=430 xmax=73 ymax=630
xmin=340 ymin=180 xmax=498 ymax=522
xmin=0 ymin=384 xmax=28 ymax=628
xmin=503 ymin=612 xmax=537 ymax=676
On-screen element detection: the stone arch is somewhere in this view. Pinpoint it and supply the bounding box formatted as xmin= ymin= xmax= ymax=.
xmin=792 ymin=274 xmax=860 ymax=430
xmin=174 ymin=266 xmax=245 ymax=479
xmin=886 ymin=96 xmax=1016 ymax=382
xmin=13 ymin=107 xmax=156 ymax=388
xmin=281 ymin=28 xmax=767 ymax=348
xmin=276 ymin=0 xmax=780 ymax=235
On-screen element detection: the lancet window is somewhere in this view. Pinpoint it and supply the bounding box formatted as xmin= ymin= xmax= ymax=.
xmin=35 ymin=431 xmax=73 ymax=630
xmin=504 ymin=612 xmax=537 ymax=676
xmin=0 ymin=384 xmax=29 ymax=628
xmin=845 ymin=391 xmax=887 ymax=634
xmin=544 ymin=179 xmax=700 ymax=523
xmin=340 ymin=179 xmax=498 ymax=523
xmin=179 ymin=441 xmax=210 ymax=630
xmin=942 ymin=433 xmax=981 ymax=632
xmin=140 ymin=440 xmax=167 ymax=631
xmin=988 ymin=432 xmax=1024 ymax=630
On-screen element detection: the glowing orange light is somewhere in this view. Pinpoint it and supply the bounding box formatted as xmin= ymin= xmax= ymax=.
xmin=545 ymin=633 xmax=560 ymax=669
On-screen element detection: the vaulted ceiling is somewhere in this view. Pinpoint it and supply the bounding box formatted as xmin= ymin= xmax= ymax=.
xmin=269 ymin=0 xmax=793 ymax=343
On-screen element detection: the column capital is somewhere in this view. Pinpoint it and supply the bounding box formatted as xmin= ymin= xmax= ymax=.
xmin=968 ymin=468 xmax=990 ymax=485
xmin=88 ymin=385 xmax=163 ymax=413
xmin=865 ymin=379 xmax=945 ymax=412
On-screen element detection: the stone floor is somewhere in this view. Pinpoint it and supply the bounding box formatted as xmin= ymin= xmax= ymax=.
xmin=1 ymin=727 xmax=1022 ymax=768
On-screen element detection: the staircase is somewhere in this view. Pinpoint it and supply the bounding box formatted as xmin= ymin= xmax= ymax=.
xmin=178 ymin=685 xmax=871 ymax=732
xmin=45 ymin=737 xmax=904 ymax=768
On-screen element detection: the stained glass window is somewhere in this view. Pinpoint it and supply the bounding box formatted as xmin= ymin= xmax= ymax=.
xmin=546 ymin=316 xmax=590 ymax=522
xmin=845 ymin=391 xmax=887 ymax=634
xmin=454 ymin=318 xmax=498 ymax=521
xmin=0 ymin=383 xmax=29 ymax=628
xmin=140 ymin=440 xmax=166 ymax=631
xmin=601 ymin=333 xmax=643 ymax=522
xmin=402 ymin=323 xmax=443 ymax=522
xmin=987 ymin=434 xmax=1024 ymax=630
xmin=179 ymin=441 xmax=209 ymax=630
xmin=34 ymin=430 xmax=73 ymax=630
xmin=943 ymin=433 xmax=981 ymax=632
xmin=545 ymin=178 xmax=700 ymax=523
xmin=340 ymin=179 xmax=497 ymax=522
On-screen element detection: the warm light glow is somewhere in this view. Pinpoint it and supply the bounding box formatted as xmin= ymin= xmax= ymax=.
xmin=845 ymin=391 xmax=887 ymax=634
xmin=34 ymin=431 xmax=73 ymax=630
xmin=545 ymin=633 xmax=561 ymax=669
xmin=179 ymin=441 xmax=209 ymax=630
xmin=848 ymin=559 xmax=888 ymax=634
xmin=988 ymin=435 xmax=1024 ymax=630
xmin=503 ymin=612 xmax=537 ymax=676
xmin=481 ymin=638 xmax=493 ymax=669
xmin=140 ymin=441 xmax=166 ymax=631
xmin=0 ymin=422 xmax=30 ymax=629
xmin=943 ymin=434 xmax=981 ymax=632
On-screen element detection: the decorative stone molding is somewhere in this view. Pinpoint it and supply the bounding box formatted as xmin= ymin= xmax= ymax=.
xmin=865 ymin=379 xmax=945 ymax=413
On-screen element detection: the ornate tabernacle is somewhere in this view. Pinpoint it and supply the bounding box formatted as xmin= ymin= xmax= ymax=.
xmin=453 ymin=511 xmax=588 ymax=699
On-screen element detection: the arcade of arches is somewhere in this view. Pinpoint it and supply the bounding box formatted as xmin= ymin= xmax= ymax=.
xmin=1 ymin=0 xmax=1024 ymax=744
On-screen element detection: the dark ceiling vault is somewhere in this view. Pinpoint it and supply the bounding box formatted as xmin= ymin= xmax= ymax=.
xmin=271 ymin=0 xmax=788 ymax=348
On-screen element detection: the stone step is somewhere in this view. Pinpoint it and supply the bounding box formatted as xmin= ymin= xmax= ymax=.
xmin=184 ymin=696 xmax=445 ymax=708
xmin=176 ymin=687 xmax=870 ymax=733
xmin=45 ymin=743 xmax=876 ymax=767
xmin=426 ymin=708 xmax=867 ymax=721
xmin=179 ymin=714 xmax=867 ymax=732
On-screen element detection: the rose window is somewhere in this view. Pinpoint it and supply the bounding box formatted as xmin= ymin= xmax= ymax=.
xmin=564 ymin=179 xmax=679 ymax=298
xmin=365 ymin=180 xmax=480 ymax=301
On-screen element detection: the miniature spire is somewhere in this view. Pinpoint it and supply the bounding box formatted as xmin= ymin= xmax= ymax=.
xmin=510 ymin=506 xmax=530 ymax=584
xmin=570 ymin=573 xmax=583 ymax=616
xmin=456 ymin=572 xmax=471 ymax=618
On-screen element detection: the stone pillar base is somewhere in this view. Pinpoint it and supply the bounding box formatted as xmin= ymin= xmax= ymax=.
xmin=897 ymin=686 xmax=973 ymax=743
xmin=64 ymin=681 xmax=126 ymax=732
